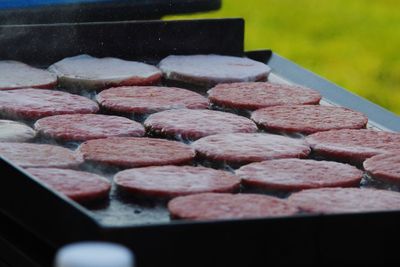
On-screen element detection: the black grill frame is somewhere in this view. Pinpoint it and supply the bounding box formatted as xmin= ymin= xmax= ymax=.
xmin=1 ymin=19 xmax=400 ymax=266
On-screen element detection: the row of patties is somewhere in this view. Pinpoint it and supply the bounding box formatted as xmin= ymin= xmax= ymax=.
xmin=1 ymin=54 xmax=399 ymax=222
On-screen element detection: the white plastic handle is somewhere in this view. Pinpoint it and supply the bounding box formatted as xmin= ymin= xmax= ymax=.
xmin=55 ymin=242 xmax=134 ymax=267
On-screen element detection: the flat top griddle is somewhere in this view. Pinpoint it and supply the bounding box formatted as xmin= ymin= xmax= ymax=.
xmin=1 ymin=19 xmax=400 ymax=267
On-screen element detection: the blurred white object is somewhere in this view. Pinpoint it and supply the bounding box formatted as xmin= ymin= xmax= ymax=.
xmin=55 ymin=242 xmax=134 ymax=267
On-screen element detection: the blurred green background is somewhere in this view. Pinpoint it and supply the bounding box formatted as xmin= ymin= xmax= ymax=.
xmin=166 ymin=0 xmax=400 ymax=114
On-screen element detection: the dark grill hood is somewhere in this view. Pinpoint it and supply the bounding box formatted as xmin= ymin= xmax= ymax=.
xmin=0 ymin=0 xmax=221 ymax=24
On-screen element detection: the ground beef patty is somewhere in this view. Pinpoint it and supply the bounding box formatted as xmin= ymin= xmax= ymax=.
xmin=168 ymin=193 xmax=299 ymax=220
xmin=288 ymin=187 xmax=400 ymax=214
xmin=79 ymin=137 xmax=195 ymax=168
xmin=192 ymin=133 xmax=310 ymax=166
xmin=48 ymin=54 xmax=162 ymax=90
xmin=0 ymin=61 xmax=57 ymax=90
xmin=26 ymin=168 xmax=111 ymax=203
xmin=96 ymin=86 xmax=208 ymax=115
xmin=35 ymin=114 xmax=145 ymax=142
xmin=363 ymin=153 xmax=400 ymax=185
xmin=208 ymin=82 xmax=321 ymax=110
xmin=236 ymin=159 xmax=363 ymax=191
xmin=0 ymin=143 xmax=82 ymax=168
xmin=159 ymin=55 xmax=271 ymax=86
xmin=0 ymin=120 xmax=36 ymax=142
xmin=114 ymin=165 xmax=241 ymax=198
xmin=144 ymin=109 xmax=258 ymax=140
xmin=306 ymin=129 xmax=400 ymax=164
xmin=0 ymin=89 xmax=99 ymax=120
xmin=251 ymin=105 xmax=368 ymax=134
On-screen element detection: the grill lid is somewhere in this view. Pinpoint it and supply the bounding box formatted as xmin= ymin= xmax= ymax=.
xmin=0 ymin=0 xmax=221 ymax=24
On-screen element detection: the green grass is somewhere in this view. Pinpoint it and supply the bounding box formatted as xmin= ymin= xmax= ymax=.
xmin=166 ymin=0 xmax=400 ymax=114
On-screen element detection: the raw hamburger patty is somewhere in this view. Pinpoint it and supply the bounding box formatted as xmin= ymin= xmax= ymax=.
xmin=79 ymin=137 xmax=195 ymax=168
xmin=236 ymin=159 xmax=363 ymax=191
xmin=35 ymin=114 xmax=145 ymax=142
xmin=48 ymin=54 xmax=162 ymax=90
xmin=114 ymin=165 xmax=241 ymax=198
xmin=208 ymin=82 xmax=322 ymax=110
xmin=0 ymin=61 xmax=57 ymax=90
xmin=26 ymin=168 xmax=111 ymax=202
xmin=192 ymin=133 xmax=310 ymax=165
xmin=0 ymin=120 xmax=36 ymax=142
xmin=306 ymin=129 xmax=400 ymax=164
xmin=364 ymin=153 xmax=400 ymax=184
xmin=0 ymin=89 xmax=99 ymax=120
xmin=251 ymin=105 xmax=368 ymax=134
xmin=168 ymin=193 xmax=299 ymax=220
xmin=144 ymin=109 xmax=258 ymax=140
xmin=159 ymin=55 xmax=271 ymax=86
xmin=288 ymin=188 xmax=400 ymax=214
xmin=0 ymin=143 xmax=82 ymax=168
xmin=96 ymin=86 xmax=208 ymax=115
